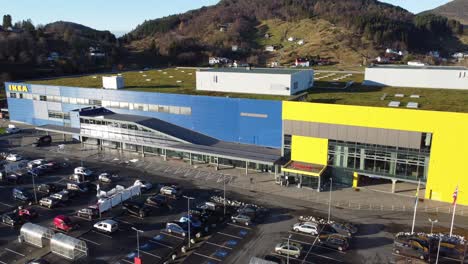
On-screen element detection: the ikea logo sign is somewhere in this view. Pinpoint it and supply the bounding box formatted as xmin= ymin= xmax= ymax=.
xmin=8 ymin=85 xmax=29 ymax=92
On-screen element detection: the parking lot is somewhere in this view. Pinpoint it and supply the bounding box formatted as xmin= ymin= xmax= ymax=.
xmin=1 ymin=131 xmax=467 ymax=264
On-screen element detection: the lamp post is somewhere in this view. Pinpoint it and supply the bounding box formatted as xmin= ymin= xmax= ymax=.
xmin=223 ymin=174 xmax=226 ymax=216
xmin=31 ymin=172 xmax=38 ymax=204
xmin=287 ymin=234 xmax=292 ymax=264
xmin=435 ymin=235 xmax=442 ymax=264
xmin=131 ymin=227 xmax=144 ymax=260
xmin=183 ymin=195 xmax=195 ymax=248
xmin=428 ymin=218 xmax=438 ymax=234
xmin=328 ymin=178 xmax=333 ymax=223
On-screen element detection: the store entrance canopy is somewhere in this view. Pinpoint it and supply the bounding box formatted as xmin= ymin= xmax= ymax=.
xmin=282 ymin=161 xmax=327 ymax=177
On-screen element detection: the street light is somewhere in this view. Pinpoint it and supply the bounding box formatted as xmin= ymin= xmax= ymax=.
xmin=287 ymin=234 xmax=292 ymax=264
xmin=131 ymin=227 xmax=144 ymax=260
xmin=31 ymin=172 xmax=38 ymax=204
xmin=435 ymin=235 xmax=442 ymax=264
xmin=428 ymin=218 xmax=438 ymax=234
xmin=183 ymin=195 xmax=195 ymax=248
xmin=328 ymin=178 xmax=333 ymax=223
xmin=223 ymin=174 xmax=226 ymax=216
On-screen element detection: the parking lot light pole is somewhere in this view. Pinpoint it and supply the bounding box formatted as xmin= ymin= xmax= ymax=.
xmin=287 ymin=234 xmax=292 ymax=264
xmin=31 ymin=172 xmax=38 ymax=204
xmin=429 ymin=218 xmax=438 ymax=234
xmin=328 ymin=178 xmax=332 ymax=223
xmin=223 ymin=174 xmax=226 ymax=216
xmin=131 ymin=227 xmax=144 ymax=260
xmin=183 ymin=195 xmax=195 ymax=248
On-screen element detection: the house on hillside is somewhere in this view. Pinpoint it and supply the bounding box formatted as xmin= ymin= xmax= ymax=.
xmin=231 ymin=45 xmax=239 ymax=52
xmin=7 ymin=27 xmax=22 ymax=33
xmin=265 ymin=45 xmax=276 ymax=52
xmin=295 ymin=58 xmax=310 ymax=67
xmin=264 ymin=33 xmax=271 ymax=39
xmin=89 ymin=47 xmax=106 ymax=58
xmin=297 ymin=39 xmax=305 ymax=46
xmin=218 ymin=24 xmax=228 ymax=32
xmin=288 ymin=37 xmax=295 ymax=42
xmin=209 ymin=57 xmax=230 ymax=66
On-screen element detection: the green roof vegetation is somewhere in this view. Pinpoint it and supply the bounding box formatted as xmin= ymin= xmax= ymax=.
xmin=306 ymin=84 xmax=468 ymax=113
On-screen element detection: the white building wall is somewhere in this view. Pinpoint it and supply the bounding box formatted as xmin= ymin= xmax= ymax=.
xmin=196 ymin=70 xmax=314 ymax=96
xmin=364 ymin=67 xmax=468 ymax=90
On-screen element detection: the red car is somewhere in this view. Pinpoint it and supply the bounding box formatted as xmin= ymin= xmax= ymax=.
xmin=53 ymin=215 xmax=76 ymax=232
xmin=17 ymin=207 xmax=38 ymax=220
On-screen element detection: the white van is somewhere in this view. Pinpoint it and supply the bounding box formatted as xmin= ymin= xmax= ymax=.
xmin=93 ymin=219 xmax=118 ymax=234
xmin=74 ymin=167 xmax=92 ymax=176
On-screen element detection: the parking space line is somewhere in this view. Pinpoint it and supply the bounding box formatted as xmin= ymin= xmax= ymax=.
xmin=160 ymin=231 xmax=184 ymax=240
xmin=307 ymin=252 xmax=344 ymax=262
xmin=288 ymin=231 xmax=317 ymax=239
xmin=91 ymin=230 xmax=113 ymax=238
xmin=227 ymin=222 xmax=252 ymax=230
xmin=120 ymin=259 xmax=133 ymax=264
xmin=140 ymin=250 xmax=162 ymax=259
xmin=217 ymin=232 xmax=242 ymax=240
xmin=80 ymin=237 xmax=101 ymax=246
xmin=205 ymin=241 xmax=232 ymax=250
xmin=0 ymin=202 xmax=13 ymax=207
xmin=282 ymin=237 xmax=345 ymax=255
xmin=114 ymin=218 xmax=133 ymax=225
xmin=193 ymin=252 xmax=221 ymax=262
xmin=0 ymin=260 xmax=7 ymax=264
xmin=271 ymin=253 xmax=314 ymax=264
xmin=5 ymin=248 xmax=25 ymax=257
xmin=149 ymin=240 xmax=173 ymax=249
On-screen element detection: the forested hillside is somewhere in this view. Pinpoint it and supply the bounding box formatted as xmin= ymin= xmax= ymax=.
xmin=122 ymin=0 xmax=465 ymax=66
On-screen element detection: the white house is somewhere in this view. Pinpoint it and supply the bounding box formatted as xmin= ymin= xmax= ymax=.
xmin=288 ymin=37 xmax=295 ymax=42
xmin=209 ymin=57 xmax=230 ymax=65
xmin=265 ymin=46 xmax=275 ymax=52
xmin=364 ymin=65 xmax=468 ymax=90
xmin=297 ymin=39 xmax=305 ymax=45
xmin=196 ymin=68 xmax=314 ymax=96
xmin=295 ymin=58 xmax=310 ymax=67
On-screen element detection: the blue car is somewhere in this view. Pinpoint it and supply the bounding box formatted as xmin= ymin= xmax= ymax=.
xmin=166 ymin=222 xmax=201 ymax=238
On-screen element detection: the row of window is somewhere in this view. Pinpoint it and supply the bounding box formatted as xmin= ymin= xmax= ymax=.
xmin=7 ymin=92 xmax=192 ymax=116
xmin=48 ymin=111 xmax=70 ymax=120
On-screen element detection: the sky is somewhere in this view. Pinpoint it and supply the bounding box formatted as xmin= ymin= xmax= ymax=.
xmin=1 ymin=0 xmax=453 ymax=36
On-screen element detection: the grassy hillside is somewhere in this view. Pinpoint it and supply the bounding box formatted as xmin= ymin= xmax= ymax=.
xmin=427 ymin=0 xmax=468 ymax=25
xmin=257 ymin=19 xmax=375 ymax=66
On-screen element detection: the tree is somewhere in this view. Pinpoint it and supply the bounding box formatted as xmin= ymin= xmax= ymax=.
xmin=3 ymin=14 xmax=12 ymax=28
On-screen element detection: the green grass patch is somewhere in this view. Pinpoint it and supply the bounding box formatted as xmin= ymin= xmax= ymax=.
xmin=0 ymin=127 xmax=6 ymax=134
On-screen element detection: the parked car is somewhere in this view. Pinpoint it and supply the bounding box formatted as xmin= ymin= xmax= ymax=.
xmin=393 ymin=234 xmax=430 ymax=260
xmin=179 ymin=215 xmax=203 ymax=228
xmin=93 ymin=219 xmax=118 ymax=234
xmin=2 ymin=212 xmax=24 ymax=226
xmin=263 ymin=255 xmax=285 ymax=264
xmin=321 ymin=223 xmax=352 ymax=238
xmin=134 ymin=180 xmax=152 ymax=191
xmin=122 ymin=201 xmax=151 ymax=218
xmin=50 ymin=190 xmax=70 ymax=202
xmin=74 ymin=167 xmax=93 ymax=177
xmin=145 ymin=194 xmax=168 ymax=207
xmin=17 ymin=207 xmax=38 ymax=219
xmin=98 ymin=173 xmax=119 ymax=184
xmin=27 ymin=159 xmax=47 ymax=169
xmin=33 ymin=135 xmax=52 ymax=147
xmin=39 ymin=197 xmax=59 ymax=208
xmin=26 ymin=259 xmax=50 ymax=264
xmin=329 ymin=222 xmax=354 ymax=237
xmin=6 ymin=154 xmax=23 ymax=162
xmin=69 ymin=174 xmax=90 ymax=183
xmin=274 ymin=242 xmax=302 ymax=258
xmin=53 ymin=215 xmax=76 ymax=232
xmin=12 ymin=188 xmax=32 ymax=202
xmin=293 ymin=222 xmax=319 ymax=235
xmin=76 ymin=207 xmax=99 ymax=220
xmin=6 ymin=173 xmax=24 ymax=184
xmin=318 ymin=234 xmax=349 ymax=251
xmin=6 ymin=127 xmax=21 ymax=134
xmin=231 ymin=213 xmax=252 ymax=226
xmin=165 ymin=222 xmax=201 ymax=238
xmin=37 ymin=183 xmax=59 ymax=194
xmin=28 ymin=166 xmax=48 ymax=176
xmin=66 ymin=182 xmax=89 ymax=193
xmin=160 ymin=185 xmax=182 ymax=198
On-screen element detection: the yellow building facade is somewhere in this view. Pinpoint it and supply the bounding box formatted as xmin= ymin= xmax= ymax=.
xmin=283 ymin=101 xmax=468 ymax=206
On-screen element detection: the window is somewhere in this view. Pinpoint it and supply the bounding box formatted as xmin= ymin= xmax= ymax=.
xmin=120 ymin=102 xmax=129 ymax=109
xmin=134 ymin=103 xmax=147 ymax=111
xmin=39 ymin=95 xmax=47 ymax=101
xmin=158 ymin=105 xmax=169 ymax=113
xmin=89 ymin=99 xmax=102 ymax=106
xmin=148 ymin=104 xmax=158 ymax=112
xmin=213 ymin=75 xmax=218 ymax=83
xmin=32 ymin=94 xmax=40 ymax=101
xmin=61 ymin=97 xmax=70 ymax=104
xmin=19 ymin=93 xmax=24 ymax=99
xmin=293 ymin=82 xmax=298 ymax=90
xmin=69 ymin=98 xmax=77 ymax=104
xmin=23 ymin=93 xmax=32 ymax=100
xmin=111 ymin=101 xmax=119 ymax=108
xmin=10 ymin=93 xmax=17 ymax=98
xmin=180 ymin=107 xmax=192 ymax=115
xmin=169 ymin=106 xmax=180 ymax=115
xmin=48 ymin=110 xmax=65 ymax=119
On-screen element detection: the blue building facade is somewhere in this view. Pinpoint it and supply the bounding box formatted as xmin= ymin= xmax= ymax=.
xmin=4 ymin=82 xmax=282 ymax=148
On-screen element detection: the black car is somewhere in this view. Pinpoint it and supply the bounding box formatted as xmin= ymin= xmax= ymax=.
xmin=145 ymin=194 xmax=168 ymax=207
xmin=33 ymin=135 xmax=52 ymax=147
xmin=37 ymin=183 xmax=59 ymax=194
xmin=318 ymin=234 xmax=349 ymax=251
xmin=76 ymin=207 xmax=100 ymax=220
xmin=122 ymin=201 xmax=152 ymax=218
xmin=12 ymin=188 xmax=33 ymax=202
xmin=2 ymin=212 xmax=24 ymax=226
xmin=264 ymin=255 xmax=285 ymax=264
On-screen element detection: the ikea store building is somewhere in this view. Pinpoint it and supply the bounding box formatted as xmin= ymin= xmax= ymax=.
xmin=4 ymin=82 xmax=468 ymax=206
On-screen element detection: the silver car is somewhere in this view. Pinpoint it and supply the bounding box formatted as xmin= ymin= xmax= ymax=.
xmin=274 ymin=242 xmax=302 ymax=258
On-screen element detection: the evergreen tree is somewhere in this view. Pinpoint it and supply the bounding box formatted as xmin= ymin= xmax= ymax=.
xmin=3 ymin=14 xmax=12 ymax=28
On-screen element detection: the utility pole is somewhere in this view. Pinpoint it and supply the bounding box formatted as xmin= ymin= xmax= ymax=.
xmin=411 ymin=179 xmax=421 ymax=234
xmin=287 ymin=234 xmax=292 ymax=264
xmin=183 ymin=195 xmax=195 ymax=248
xmin=328 ymin=178 xmax=332 ymax=223
xmin=428 ymin=218 xmax=438 ymax=234
xmin=131 ymin=227 xmax=144 ymax=261
xmin=31 ymin=172 xmax=38 ymax=204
